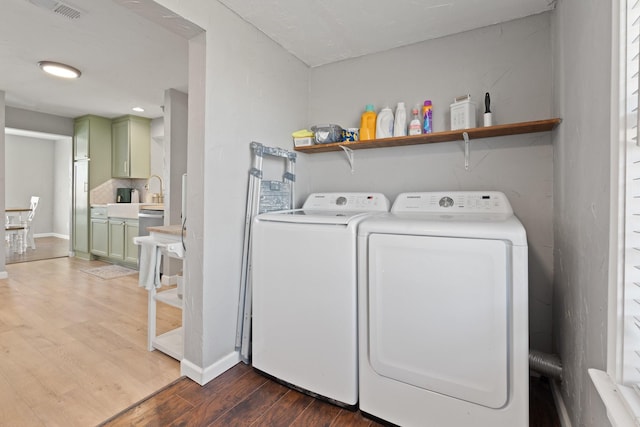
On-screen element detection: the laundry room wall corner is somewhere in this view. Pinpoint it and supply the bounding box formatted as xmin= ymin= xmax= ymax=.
xmin=305 ymin=12 xmax=555 ymax=353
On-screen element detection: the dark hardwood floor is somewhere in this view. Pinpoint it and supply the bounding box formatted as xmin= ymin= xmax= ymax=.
xmin=100 ymin=363 xmax=561 ymax=427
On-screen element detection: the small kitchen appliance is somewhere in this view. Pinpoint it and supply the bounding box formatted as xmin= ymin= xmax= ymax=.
xmin=116 ymin=188 xmax=133 ymax=203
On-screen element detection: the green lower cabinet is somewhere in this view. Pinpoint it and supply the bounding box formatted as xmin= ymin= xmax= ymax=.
xmin=90 ymin=219 xmax=109 ymax=257
xmin=108 ymin=219 xmax=125 ymax=260
xmin=91 ymin=217 xmax=138 ymax=266
xmin=107 ymin=218 xmax=138 ymax=265
xmin=124 ymin=221 xmax=139 ymax=264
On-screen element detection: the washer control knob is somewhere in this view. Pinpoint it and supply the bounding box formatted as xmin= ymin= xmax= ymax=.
xmin=336 ymin=196 xmax=347 ymax=206
xmin=439 ymin=196 xmax=454 ymax=208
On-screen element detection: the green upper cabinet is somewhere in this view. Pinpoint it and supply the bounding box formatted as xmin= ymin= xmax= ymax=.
xmin=74 ymin=115 xmax=111 ymax=167
xmin=74 ymin=118 xmax=89 ymax=160
xmin=112 ymin=115 xmax=151 ymax=178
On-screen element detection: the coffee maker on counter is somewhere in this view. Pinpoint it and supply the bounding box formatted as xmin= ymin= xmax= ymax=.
xmin=117 ymin=188 xmax=140 ymax=203
xmin=117 ymin=188 xmax=132 ymax=203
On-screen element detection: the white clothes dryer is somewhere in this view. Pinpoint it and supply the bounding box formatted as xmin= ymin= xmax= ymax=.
xmin=357 ymin=191 xmax=528 ymax=426
xmin=252 ymin=192 xmax=390 ymax=408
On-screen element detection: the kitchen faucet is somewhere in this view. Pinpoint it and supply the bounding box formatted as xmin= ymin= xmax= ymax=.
xmin=146 ymin=174 xmax=164 ymax=203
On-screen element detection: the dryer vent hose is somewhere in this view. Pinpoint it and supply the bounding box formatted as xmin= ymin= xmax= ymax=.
xmin=529 ymin=349 xmax=563 ymax=381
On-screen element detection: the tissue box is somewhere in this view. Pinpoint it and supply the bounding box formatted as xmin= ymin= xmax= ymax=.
xmin=293 ymin=136 xmax=314 ymax=147
xmin=450 ymin=97 xmax=477 ymax=130
xmin=292 ymin=129 xmax=314 ymax=147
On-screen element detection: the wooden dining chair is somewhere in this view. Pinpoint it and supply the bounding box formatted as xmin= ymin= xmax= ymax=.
xmin=5 ymin=224 xmax=26 ymax=254
xmin=23 ymin=196 xmax=39 ymax=250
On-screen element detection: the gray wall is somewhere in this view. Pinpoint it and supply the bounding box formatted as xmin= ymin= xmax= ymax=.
xmin=304 ymin=13 xmax=555 ymax=353
xmin=552 ymin=0 xmax=612 ymax=425
xmin=150 ymin=117 xmax=164 ymax=187
xmin=163 ymin=88 xmax=188 ymax=226
xmin=5 ymin=107 xmax=74 ymax=238
xmin=5 ymin=134 xmax=56 ymax=235
xmin=53 ymin=138 xmax=71 ymax=237
xmin=163 ymin=88 xmax=188 ymax=277
xmin=6 ymin=107 xmax=73 ymax=136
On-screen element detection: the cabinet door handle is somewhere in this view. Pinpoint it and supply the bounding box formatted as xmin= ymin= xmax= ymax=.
xmin=84 ymin=182 xmax=88 ymax=192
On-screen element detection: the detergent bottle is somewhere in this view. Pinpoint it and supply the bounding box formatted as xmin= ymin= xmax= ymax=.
xmin=359 ymin=104 xmax=377 ymax=140
xmin=393 ymin=102 xmax=407 ymax=137
xmin=422 ymin=100 xmax=433 ymax=134
xmin=376 ymin=106 xmax=394 ymax=139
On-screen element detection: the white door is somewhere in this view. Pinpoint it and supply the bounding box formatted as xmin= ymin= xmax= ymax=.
xmin=367 ymin=234 xmax=509 ymax=409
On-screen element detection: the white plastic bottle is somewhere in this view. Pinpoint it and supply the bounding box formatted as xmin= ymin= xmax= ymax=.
xmin=408 ymin=107 xmax=422 ymax=135
xmin=393 ymin=102 xmax=407 ymax=137
xmin=376 ymin=106 xmax=394 ymax=139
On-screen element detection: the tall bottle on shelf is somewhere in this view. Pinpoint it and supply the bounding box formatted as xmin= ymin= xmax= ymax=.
xmin=408 ymin=107 xmax=422 ymax=135
xmin=376 ymin=106 xmax=394 ymax=139
xmin=422 ymin=100 xmax=433 ymax=134
xmin=359 ymin=104 xmax=377 ymax=141
xmin=393 ymin=102 xmax=407 ymax=137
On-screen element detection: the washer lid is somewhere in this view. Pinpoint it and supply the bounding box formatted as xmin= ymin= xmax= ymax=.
xmin=256 ymin=209 xmax=371 ymax=225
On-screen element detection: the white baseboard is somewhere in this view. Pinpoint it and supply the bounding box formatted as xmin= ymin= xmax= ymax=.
xmin=180 ymin=351 xmax=241 ymax=385
xmin=161 ymin=274 xmax=179 ymax=286
xmin=34 ymin=233 xmax=69 ymax=240
xmin=551 ymin=379 xmax=573 ymax=427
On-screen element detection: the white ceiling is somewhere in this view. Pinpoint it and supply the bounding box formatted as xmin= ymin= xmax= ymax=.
xmin=1 ymin=0 xmax=196 ymax=120
xmin=1 ymin=0 xmax=555 ymax=121
xmin=218 ymin=0 xmax=557 ymax=67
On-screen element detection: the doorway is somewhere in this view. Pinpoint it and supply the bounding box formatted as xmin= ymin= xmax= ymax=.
xmin=4 ymin=128 xmax=72 ymax=264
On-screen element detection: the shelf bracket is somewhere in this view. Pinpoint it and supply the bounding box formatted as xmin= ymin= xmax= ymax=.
xmin=340 ymin=145 xmax=355 ymax=174
xmin=463 ymin=131 xmax=470 ymax=171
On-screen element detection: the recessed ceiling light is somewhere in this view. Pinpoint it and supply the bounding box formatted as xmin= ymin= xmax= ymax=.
xmin=38 ymin=61 xmax=81 ymax=79
xmin=132 ymin=107 xmax=145 ymax=112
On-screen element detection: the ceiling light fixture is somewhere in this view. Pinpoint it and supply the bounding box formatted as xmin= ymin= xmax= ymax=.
xmin=38 ymin=61 xmax=81 ymax=79
xmin=132 ymin=107 xmax=145 ymax=112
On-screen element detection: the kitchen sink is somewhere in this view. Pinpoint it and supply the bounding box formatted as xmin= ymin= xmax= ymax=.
xmin=107 ymin=203 xmax=142 ymax=219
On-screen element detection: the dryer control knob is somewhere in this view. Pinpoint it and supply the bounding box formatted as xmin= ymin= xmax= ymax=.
xmin=336 ymin=196 xmax=347 ymax=206
xmin=439 ymin=196 xmax=454 ymax=208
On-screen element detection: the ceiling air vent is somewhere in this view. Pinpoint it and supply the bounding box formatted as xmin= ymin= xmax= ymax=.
xmin=26 ymin=0 xmax=83 ymax=20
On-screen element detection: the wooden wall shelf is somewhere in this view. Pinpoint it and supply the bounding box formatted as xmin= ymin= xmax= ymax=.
xmin=294 ymin=118 xmax=562 ymax=153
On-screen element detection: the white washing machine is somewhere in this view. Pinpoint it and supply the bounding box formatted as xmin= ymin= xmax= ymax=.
xmin=252 ymin=192 xmax=390 ymax=408
xmin=358 ymin=191 xmax=528 ymax=426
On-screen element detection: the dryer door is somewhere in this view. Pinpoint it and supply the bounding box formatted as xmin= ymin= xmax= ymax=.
xmin=367 ymin=234 xmax=509 ymax=409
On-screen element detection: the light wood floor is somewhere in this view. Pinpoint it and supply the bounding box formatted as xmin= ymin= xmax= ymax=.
xmin=0 ymin=256 xmax=182 ymax=426
xmin=6 ymin=236 xmax=70 ymax=264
